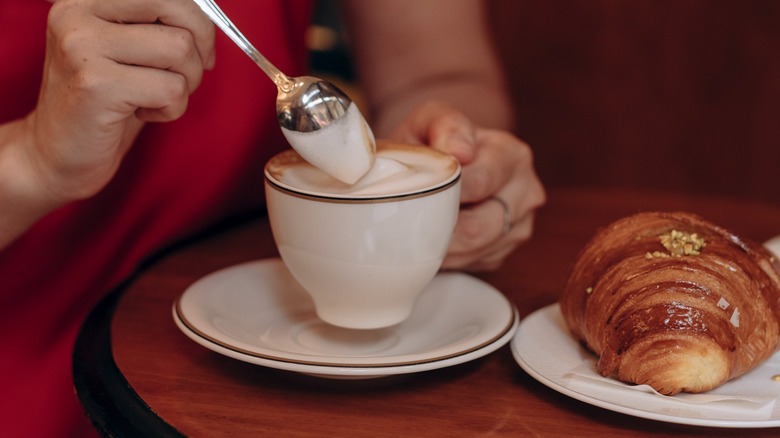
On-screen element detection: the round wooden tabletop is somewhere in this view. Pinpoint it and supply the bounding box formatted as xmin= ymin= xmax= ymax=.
xmin=74 ymin=187 xmax=780 ymax=437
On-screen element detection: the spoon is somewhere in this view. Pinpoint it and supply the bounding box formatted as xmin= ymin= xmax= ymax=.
xmin=192 ymin=0 xmax=376 ymax=184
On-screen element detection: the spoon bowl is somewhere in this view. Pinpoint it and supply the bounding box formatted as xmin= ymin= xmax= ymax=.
xmin=275 ymin=77 xmax=351 ymax=132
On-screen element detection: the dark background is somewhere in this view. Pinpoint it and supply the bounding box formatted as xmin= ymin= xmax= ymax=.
xmin=311 ymin=0 xmax=780 ymax=204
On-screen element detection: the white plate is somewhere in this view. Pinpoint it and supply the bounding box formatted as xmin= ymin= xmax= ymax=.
xmin=766 ymin=235 xmax=780 ymax=258
xmin=512 ymin=303 xmax=780 ymax=428
xmin=173 ymin=258 xmax=517 ymax=378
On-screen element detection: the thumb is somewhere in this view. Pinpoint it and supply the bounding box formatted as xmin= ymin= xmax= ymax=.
xmin=432 ymin=124 xmax=478 ymax=165
xmin=388 ymin=101 xmax=479 ymax=164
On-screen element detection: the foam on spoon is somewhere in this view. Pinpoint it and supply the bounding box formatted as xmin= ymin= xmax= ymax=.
xmin=281 ymin=102 xmax=376 ymax=185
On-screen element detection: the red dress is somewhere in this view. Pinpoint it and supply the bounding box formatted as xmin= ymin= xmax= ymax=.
xmin=0 ymin=1 xmax=311 ymax=436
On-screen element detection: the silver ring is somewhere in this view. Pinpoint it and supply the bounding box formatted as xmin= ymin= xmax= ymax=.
xmin=487 ymin=196 xmax=512 ymax=235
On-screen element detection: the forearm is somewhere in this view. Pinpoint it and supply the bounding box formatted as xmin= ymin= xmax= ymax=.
xmin=364 ymin=75 xmax=514 ymax=138
xmin=341 ymin=0 xmax=514 ymax=136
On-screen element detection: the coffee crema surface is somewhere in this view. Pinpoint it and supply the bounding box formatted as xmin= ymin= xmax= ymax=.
xmin=265 ymin=141 xmax=460 ymax=198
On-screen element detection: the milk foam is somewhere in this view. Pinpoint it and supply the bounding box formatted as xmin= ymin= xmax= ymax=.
xmin=281 ymin=102 xmax=376 ymax=185
xmin=268 ymin=143 xmax=459 ymax=197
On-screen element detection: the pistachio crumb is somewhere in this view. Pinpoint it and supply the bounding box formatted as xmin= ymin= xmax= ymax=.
xmin=657 ymin=229 xmax=706 ymax=257
xmin=586 ymin=287 xmax=593 ymax=294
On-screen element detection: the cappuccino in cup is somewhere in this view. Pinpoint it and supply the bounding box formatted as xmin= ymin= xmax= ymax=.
xmin=264 ymin=141 xmax=461 ymax=329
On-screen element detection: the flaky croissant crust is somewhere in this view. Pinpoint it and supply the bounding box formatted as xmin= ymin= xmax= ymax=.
xmin=560 ymin=211 xmax=780 ymax=395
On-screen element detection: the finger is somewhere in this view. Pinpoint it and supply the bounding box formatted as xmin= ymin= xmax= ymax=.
xmin=443 ymin=212 xmax=536 ymax=271
xmin=123 ymin=67 xmax=191 ymax=122
xmin=390 ymin=101 xmax=478 ymax=164
xmin=102 ymin=22 xmax=207 ymax=93
xmin=90 ymin=0 xmax=216 ymax=69
xmin=48 ymin=1 xmax=208 ymax=120
xmin=75 ymin=60 xmax=190 ymax=122
xmin=442 ymin=130 xmax=546 ymax=271
xmin=448 ymin=183 xmax=543 ymax=261
xmin=457 ymin=131 xmax=518 ymax=203
xmin=447 ymin=198 xmax=507 ymax=254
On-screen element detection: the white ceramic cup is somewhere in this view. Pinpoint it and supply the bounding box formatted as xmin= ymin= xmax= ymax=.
xmin=264 ymin=141 xmax=461 ymax=329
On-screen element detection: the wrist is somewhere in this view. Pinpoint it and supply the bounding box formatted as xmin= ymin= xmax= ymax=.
xmin=0 ymin=118 xmax=68 ymax=248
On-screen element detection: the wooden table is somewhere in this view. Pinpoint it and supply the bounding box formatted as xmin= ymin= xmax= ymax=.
xmin=73 ymin=187 xmax=780 ymax=437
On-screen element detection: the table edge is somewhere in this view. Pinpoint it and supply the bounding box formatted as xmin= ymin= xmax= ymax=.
xmin=72 ymin=275 xmax=186 ymax=438
xmin=71 ymin=211 xmax=267 ymax=437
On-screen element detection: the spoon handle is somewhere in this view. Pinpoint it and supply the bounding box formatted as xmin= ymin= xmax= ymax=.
xmin=192 ymin=0 xmax=296 ymax=91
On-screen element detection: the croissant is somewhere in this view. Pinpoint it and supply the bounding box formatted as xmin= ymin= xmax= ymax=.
xmin=560 ymin=211 xmax=780 ymax=395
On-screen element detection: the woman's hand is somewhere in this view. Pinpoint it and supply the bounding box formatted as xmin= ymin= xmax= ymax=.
xmin=0 ymin=0 xmax=214 ymax=250
xmin=343 ymin=0 xmax=545 ymax=270
xmin=389 ymin=101 xmax=546 ymax=271
xmin=24 ymin=0 xmax=214 ymax=203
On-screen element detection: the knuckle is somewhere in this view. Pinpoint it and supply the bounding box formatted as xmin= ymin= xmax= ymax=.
xmin=69 ymin=68 xmax=103 ymax=97
xmin=530 ymin=178 xmax=547 ymax=208
xmin=50 ymin=26 xmax=82 ymax=60
xmin=167 ymin=29 xmax=198 ymax=63
xmin=455 ymin=212 xmax=495 ymax=249
xmin=164 ymin=30 xmax=203 ymax=92
xmin=479 ymin=259 xmax=503 ymax=272
xmin=168 ymin=73 xmax=190 ymax=97
xmin=48 ymin=6 xmax=96 ymax=71
xmin=462 ymin=166 xmax=494 ymax=201
xmin=510 ymin=215 xmax=536 ymax=247
xmin=507 ymin=135 xmax=535 ymax=166
xmin=154 ymin=72 xmax=190 ymax=103
xmin=47 ymin=0 xmax=77 ymax=28
xmin=160 ymin=27 xmax=201 ymax=75
xmin=160 ymin=79 xmax=190 ymax=119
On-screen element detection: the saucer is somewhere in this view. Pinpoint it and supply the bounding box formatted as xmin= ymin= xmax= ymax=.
xmin=173 ymin=258 xmax=517 ymax=378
